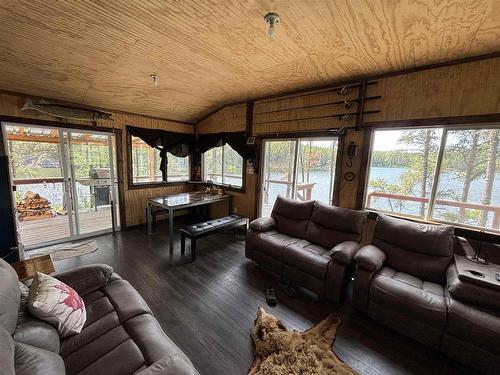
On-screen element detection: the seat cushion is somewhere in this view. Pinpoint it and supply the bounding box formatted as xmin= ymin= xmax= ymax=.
xmin=15 ymin=342 xmax=65 ymax=375
xmin=369 ymin=267 xmax=447 ymax=328
xmin=181 ymin=215 xmax=243 ymax=236
xmin=14 ymin=314 xmax=60 ymax=353
xmin=445 ymin=291 xmax=500 ymax=356
xmin=283 ymin=242 xmax=330 ymax=279
xmin=249 ymin=230 xmax=300 ymax=260
xmin=60 ymin=276 xmax=193 ymax=375
xmin=60 ymin=277 xmax=151 ymax=357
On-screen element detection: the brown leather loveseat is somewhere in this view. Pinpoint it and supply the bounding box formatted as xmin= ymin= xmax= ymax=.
xmin=0 ymin=258 xmax=198 ymax=375
xmin=246 ymin=195 xmax=367 ymax=302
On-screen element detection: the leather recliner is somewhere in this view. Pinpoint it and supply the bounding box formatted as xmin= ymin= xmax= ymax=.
xmin=246 ymin=195 xmax=367 ymax=302
xmin=353 ymin=214 xmax=500 ymax=373
xmin=352 ymin=213 xmax=454 ymax=349
xmin=0 ymin=258 xmax=199 ymax=375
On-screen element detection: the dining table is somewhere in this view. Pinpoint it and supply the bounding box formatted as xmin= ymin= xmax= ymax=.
xmin=146 ymin=191 xmax=232 ymax=251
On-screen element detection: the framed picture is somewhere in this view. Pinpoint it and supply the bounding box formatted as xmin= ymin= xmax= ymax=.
xmin=246 ymin=136 xmax=256 ymax=145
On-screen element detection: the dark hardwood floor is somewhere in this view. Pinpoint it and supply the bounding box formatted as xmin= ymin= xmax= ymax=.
xmin=48 ymin=220 xmax=474 ymax=375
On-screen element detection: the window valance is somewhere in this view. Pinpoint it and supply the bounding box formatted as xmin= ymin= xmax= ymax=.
xmin=197 ymin=131 xmax=257 ymax=162
xmin=128 ymin=126 xmax=195 ymax=181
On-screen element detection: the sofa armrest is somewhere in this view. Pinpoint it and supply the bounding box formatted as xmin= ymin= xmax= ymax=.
xmin=53 ymin=264 xmax=113 ymax=296
xmin=330 ymin=241 xmax=361 ymax=265
xmin=135 ymin=355 xmax=199 ymax=375
xmin=454 ymin=236 xmax=475 ymax=257
xmin=249 ymin=217 xmax=276 ymax=232
xmin=354 ymin=245 xmax=386 ymax=272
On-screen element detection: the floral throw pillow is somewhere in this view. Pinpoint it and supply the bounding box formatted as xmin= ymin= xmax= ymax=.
xmin=27 ymin=272 xmax=86 ymax=337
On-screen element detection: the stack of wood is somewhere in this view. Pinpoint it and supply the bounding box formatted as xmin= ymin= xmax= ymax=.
xmin=17 ymin=191 xmax=54 ymax=221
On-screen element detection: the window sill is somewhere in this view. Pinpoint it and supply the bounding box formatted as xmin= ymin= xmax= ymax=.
xmin=365 ymin=208 xmax=500 ymax=243
xmin=128 ymin=180 xmax=189 ymax=190
xmin=198 ymin=181 xmax=245 ymax=193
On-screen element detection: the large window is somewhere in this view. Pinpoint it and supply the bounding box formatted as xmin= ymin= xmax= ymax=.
xmin=202 ymin=144 xmax=243 ymax=188
xmin=130 ymin=136 xmax=189 ymax=184
xmin=365 ymin=127 xmax=500 ymax=232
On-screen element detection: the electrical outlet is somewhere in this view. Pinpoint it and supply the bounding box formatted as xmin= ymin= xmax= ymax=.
xmin=234 ymin=207 xmax=238 ymax=213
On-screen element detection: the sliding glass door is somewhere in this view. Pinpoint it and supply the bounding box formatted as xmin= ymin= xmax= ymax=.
xmin=2 ymin=123 xmax=120 ymax=249
xmin=260 ymin=137 xmax=338 ymax=216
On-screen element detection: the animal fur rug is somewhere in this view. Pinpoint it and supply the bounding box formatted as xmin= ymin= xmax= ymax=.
xmin=248 ymin=307 xmax=356 ymax=375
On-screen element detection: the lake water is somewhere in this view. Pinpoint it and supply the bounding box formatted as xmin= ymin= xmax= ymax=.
xmin=262 ymin=167 xmax=500 ymax=228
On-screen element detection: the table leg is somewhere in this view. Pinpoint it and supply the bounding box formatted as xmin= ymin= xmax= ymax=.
xmin=169 ymin=208 xmax=174 ymax=251
xmin=147 ymin=204 xmax=153 ymax=235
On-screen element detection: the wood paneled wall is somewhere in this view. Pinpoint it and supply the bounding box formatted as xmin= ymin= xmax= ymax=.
xmin=253 ymin=88 xmax=358 ymax=134
xmin=196 ymin=103 xmax=257 ymax=219
xmin=0 ymin=93 xmax=194 ymax=227
xmin=197 ymin=103 xmax=247 ymax=134
xmin=196 ymin=56 xmax=500 ymax=218
xmin=365 ymin=58 xmax=500 ymax=122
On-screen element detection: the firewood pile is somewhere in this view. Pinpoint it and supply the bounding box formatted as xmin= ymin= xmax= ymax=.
xmin=17 ymin=191 xmax=54 ymax=221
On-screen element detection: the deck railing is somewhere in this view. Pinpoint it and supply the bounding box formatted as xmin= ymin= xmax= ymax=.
xmin=263 ymin=179 xmax=316 ymax=203
xmin=366 ymin=191 xmax=500 ymax=230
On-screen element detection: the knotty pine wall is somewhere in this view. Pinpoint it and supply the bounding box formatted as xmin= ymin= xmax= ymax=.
xmin=0 ymin=92 xmax=194 ymax=227
xmin=196 ymin=103 xmax=258 ymax=219
xmin=196 ymin=56 xmax=500 ymax=219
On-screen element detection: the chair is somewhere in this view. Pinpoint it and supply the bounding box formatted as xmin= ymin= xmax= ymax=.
xmin=352 ymin=214 xmax=454 ymax=348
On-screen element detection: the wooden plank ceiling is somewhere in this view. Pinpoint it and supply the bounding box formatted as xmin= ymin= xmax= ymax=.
xmin=0 ymin=0 xmax=499 ymax=123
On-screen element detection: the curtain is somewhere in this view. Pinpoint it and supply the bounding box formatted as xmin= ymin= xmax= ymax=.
xmin=128 ymin=126 xmax=195 ymax=181
xmin=197 ymin=131 xmax=257 ymax=162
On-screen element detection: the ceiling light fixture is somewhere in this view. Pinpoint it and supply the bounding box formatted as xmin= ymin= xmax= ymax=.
xmin=150 ymin=73 xmax=160 ymax=86
xmin=264 ymin=12 xmax=280 ymax=38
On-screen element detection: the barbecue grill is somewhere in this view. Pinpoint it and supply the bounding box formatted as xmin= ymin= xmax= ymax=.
xmin=78 ymin=167 xmax=112 ymax=210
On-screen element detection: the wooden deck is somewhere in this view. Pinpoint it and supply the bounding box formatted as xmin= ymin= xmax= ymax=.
xmin=18 ymin=208 xmax=113 ymax=248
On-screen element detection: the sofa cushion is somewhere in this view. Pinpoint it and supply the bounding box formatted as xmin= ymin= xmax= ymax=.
xmin=305 ymin=202 xmax=367 ymax=249
xmin=28 ymin=272 xmax=87 ymax=337
xmin=369 ymin=267 xmax=447 ymax=328
xmin=14 ymin=314 xmax=60 ymax=353
xmin=0 ymin=325 xmax=15 ymax=375
xmin=60 ymin=277 xmax=152 ymax=359
xmin=0 ymin=258 xmax=20 ymax=334
xmin=61 ymin=277 xmax=193 ymax=375
xmin=249 ymin=230 xmax=300 ymax=260
xmin=283 ymin=242 xmax=330 ymax=279
xmin=445 ymin=290 xmax=500 ymax=356
xmin=372 ymin=214 xmax=454 ymax=284
xmin=53 ymin=264 xmax=113 ymax=297
xmin=271 ymin=196 xmax=314 ymax=238
xmin=14 ymin=342 xmax=65 ymax=375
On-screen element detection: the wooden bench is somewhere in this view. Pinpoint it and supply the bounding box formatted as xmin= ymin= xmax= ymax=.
xmin=179 ymin=214 xmax=249 ymax=261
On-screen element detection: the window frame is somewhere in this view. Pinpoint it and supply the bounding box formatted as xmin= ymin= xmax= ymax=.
xmin=257 ymin=133 xmax=341 ymax=217
xmin=362 ymin=123 xmax=500 ymax=233
xmin=201 ymin=144 xmax=246 ymax=192
xmin=127 ymin=130 xmax=191 ymax=189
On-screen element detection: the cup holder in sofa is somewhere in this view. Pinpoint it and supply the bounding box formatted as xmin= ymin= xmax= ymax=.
xmin=466 ymin=269 xmax=485 ymax=278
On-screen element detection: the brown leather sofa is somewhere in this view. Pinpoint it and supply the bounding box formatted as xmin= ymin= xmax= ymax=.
xmin=353 ymin=214 xmax=500 ymax=373
xmin=0 ymin=258 xmax=198 ymax=375
xmin=246 ymin=195 xmax=367 ymax=302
